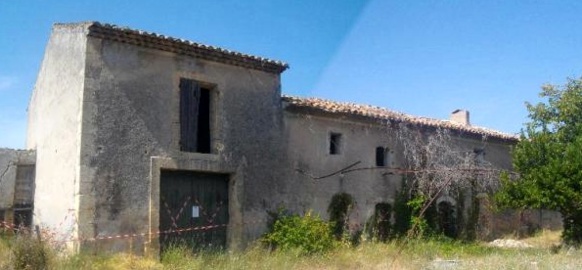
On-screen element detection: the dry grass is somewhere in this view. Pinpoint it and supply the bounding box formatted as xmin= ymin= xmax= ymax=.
xmin=0 ymin=236 xmax=11 ymax=269
xmin=521 ymin=229 xmax=562 ymax=249
xmin=2 ymin=231 xmax=581 ymax=269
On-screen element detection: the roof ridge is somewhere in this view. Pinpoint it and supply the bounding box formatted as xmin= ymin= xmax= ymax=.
xmin=282 ymin=95 xmax=519 ymax=141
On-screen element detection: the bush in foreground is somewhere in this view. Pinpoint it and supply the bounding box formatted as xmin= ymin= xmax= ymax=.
xmin=4 ymin=230 xmax=54 ymax=270
xmin=263 ymin=211 xmax=336 ymax=254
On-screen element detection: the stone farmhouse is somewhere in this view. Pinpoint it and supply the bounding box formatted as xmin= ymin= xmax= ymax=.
xmin=0 ymin=22 xmax=560 ymax=254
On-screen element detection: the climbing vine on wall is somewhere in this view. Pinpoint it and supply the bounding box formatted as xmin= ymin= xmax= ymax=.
xmin=327 ymin=193 xmax=354 ymax=240
xmin=365 ymin=202 xmax=392 ymax=242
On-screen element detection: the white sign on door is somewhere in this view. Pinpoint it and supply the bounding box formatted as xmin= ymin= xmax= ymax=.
xmin=192 ymin=206 xmax=200 ymax=218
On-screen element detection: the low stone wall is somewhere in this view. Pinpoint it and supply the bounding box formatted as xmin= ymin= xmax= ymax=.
xmin=476 ymin=195 xmax=562 ymax=240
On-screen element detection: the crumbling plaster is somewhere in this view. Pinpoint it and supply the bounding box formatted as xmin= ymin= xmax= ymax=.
xmin=75 ymin=32 xmax=287 ymax=252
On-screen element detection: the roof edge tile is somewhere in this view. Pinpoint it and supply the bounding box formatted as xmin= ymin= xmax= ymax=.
xmin=282 ymin=95 xmax=519 ymax=142
xmin=55 ymin=21 xmax=289 ymax=74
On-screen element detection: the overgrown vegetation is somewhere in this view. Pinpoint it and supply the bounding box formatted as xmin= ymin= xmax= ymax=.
xmin=327 ymin=193 xmax=354 ymax=240
xmin=496 ymin=77 xmax=582 ymax=245
xmin=11 ymin=233 xmax=52 ymax=269
xmin=262 ymin=211 xmax=336 ymax=254
xmin=2 ymin=229 xmax=578 ymax=269
xmin=1 ymin=229 xmax=54 ymax=270
xmin=463 ymin=189 xmax=481 ymax=241
xmin=365 ymin=202 xmax=392 ymax=242
xmin=392 ymin=177 xmax=413 ymax=237
xmin=381 ymin=124 xmax=499 ymax=242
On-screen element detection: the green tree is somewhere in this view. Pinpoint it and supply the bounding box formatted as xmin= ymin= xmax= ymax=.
xmin=496 ymin=77 xmax=582 ymax=245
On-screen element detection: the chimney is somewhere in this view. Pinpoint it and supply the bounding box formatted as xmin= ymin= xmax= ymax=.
xmin=450 ymin=109 xmax=470 ymax=126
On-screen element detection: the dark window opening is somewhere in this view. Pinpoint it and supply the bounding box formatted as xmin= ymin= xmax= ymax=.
xmin=473 ymin=148 xmax=485 ymax=166
xmin=376 ymin=147 xmax=386 ymax=166
xmin=197 ymin=89 xmax=211 ymax=153
xmin=14 ymin=165 xmax=35 ymax=206
xmin=13 ymin=204 xmax=33 ymax=228
xmin=437 ymin=201 xmax=457 ymax=238
xmin=180 ymin=78 xmax=212 ymax=153
xmin=329 ymin=133 xmax=342 ymax=155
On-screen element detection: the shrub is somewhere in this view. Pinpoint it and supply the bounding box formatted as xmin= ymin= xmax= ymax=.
xmin=9 ymin=230 xmax=54 ymax=270
xmin=263 ymin=211 xmax=336 ymax=254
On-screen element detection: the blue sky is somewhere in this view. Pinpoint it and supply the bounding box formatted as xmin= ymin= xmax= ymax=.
xmin=2 ymin=1 xmax=582 ymax=148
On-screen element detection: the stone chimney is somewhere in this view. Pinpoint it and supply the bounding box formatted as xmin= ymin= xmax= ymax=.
xmin=450 ymin=109 xmax=470 ymax=126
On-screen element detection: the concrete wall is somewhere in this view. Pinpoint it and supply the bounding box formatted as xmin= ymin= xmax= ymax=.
xmin=78 ymin=34 xmax=286 ymax=252
xmin=0 ymin=148 xmax=36 ymax=225
xmin=27 ymin=24 xmax=87 ymax=241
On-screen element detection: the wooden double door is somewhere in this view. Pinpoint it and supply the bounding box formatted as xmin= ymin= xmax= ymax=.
xmin=160 ymin=170 xmax=229 ymax=252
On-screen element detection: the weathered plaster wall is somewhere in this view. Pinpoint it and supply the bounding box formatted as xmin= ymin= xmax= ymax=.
xmin=0 ymin=148 xmax=36 ymax=219
xmin=27 ymin=24 xmax=87 ymax=238
xmin=79 ymin=35 xmax=286 ymax=252
xmin=281 ymin=111 xmax=563 ymax=237
xmin=25 ymin=23 xmax=560 ymax=253
xmin=282 ymin=113 xmax=403 ymax=223
xmin=281 ymin=110 xmax=516 ymax=229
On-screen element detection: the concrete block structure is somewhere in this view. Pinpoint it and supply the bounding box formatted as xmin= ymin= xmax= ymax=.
xmin=0 ymin=22 xmax=561 ymax=253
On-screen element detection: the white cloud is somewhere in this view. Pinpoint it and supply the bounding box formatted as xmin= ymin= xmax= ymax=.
xmin=0 ymin=76 xmax=17 ymax=91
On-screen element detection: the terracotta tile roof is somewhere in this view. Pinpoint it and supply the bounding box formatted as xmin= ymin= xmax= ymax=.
xmin=282 ymin=95 xmax=519 ymax=141
xmin=57 ymin=22 xmax=289 ymax=74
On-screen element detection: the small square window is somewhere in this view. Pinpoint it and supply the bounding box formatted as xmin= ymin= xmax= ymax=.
xmin=474 ymin=148 xmax=485 ymax=166
xmin=329 ymin=133 xmax=342 ymax=155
